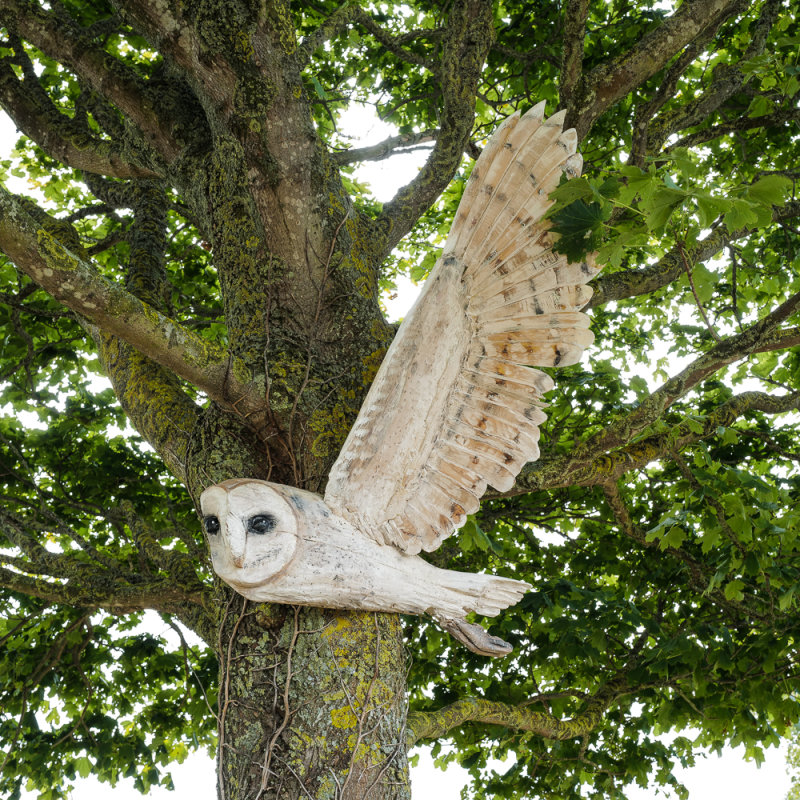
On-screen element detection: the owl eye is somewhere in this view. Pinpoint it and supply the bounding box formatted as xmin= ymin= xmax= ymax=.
xmin=203 ymin=515 xmax=220 ymax=535
xmin=248 ymin=514 xmax=276 ymax=535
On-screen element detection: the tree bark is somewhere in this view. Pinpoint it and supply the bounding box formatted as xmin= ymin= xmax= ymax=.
xmin=217 ymin=600 xmax=410 ymax=799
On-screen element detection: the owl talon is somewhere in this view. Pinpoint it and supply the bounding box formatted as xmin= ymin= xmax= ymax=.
xmin=436 ymin=616 xmax=513 ymax=657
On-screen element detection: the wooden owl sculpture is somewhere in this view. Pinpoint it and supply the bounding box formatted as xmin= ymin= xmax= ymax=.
xmin=200 ymin=103 xmax=600 ymax=657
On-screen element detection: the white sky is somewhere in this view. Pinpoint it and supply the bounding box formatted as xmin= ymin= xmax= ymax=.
xmin=1 ymin=99 xmax=794 ymax=800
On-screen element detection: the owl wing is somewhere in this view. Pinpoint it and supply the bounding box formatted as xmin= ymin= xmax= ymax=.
xmin=324 ymin=103 xmax=600 ymax=555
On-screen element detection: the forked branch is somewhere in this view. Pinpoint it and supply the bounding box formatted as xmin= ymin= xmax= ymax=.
xmin=0 ymin=187 xmax=273 ymax=436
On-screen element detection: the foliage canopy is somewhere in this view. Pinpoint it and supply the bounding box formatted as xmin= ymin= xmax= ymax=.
xmin=1 ymin=0 xmax=800 ymax=798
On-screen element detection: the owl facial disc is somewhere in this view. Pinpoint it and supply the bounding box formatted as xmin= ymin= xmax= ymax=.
xmin=200 ymin=480 xmax=299 ymax=591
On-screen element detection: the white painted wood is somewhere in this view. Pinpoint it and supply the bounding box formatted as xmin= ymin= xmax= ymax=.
xmin=201 ymin=105 xmax=601 ymax=656
xmin=201 ymin=481 xmax=529 ymax=656
xmin=325 ymin=105 xmax=597 ymax=556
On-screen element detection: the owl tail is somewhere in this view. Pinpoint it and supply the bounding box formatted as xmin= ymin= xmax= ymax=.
xmin=431 ymin=570 xmax=531 ymax=657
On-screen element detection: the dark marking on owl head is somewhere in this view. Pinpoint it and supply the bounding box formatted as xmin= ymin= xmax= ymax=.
xmin=289 ymin=493 xmax=306 ymax=511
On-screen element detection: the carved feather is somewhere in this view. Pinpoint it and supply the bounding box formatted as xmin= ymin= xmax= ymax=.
xmin=325 ymin=105 xmax=599 ymax=555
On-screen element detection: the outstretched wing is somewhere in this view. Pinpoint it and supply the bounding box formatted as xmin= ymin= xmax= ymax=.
xmin=325 ymin=103 xmax=599 ymax=555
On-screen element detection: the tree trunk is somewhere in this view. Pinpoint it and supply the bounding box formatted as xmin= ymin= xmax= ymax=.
xmin=217 ymin=598 xmax=411 ymax=799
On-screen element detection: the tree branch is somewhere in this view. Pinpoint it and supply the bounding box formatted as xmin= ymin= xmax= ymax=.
xmin=570 ymin=296 xmax=800 ymax=466
xmin=558 ymin=0 xmax=589 ymax=109
xmin=568 ymin=0 xmax=748 ymax=138
xmin=0 ymin=186 xmax=275 ymax=439
xmin=5 ymin=0 xmax=180 ymax=165
xmin=331 ymin=130 xmax=438 ymax=166
xmin=511 ymin=315 xmax=800 ymax=496
xmin=375 ymin=0 xmax=494 ymax=258
xmin=406 ymin=696 xmax=607 ymax=748
xmin=641 ymin=0 xmax=783 ymax=156
xmin=563 ymin=390 xmax=800 ymax=487
xmin=110 ymin=0 xmax=237 ymax=121
xmin=669 ymin=103 xmax=800 ymax=151
xmin=300 ymin=4 xmax=435 ymax=68
xmin=0 ymin=562 xmax=210 ymax=623
xmin=590 ymin=200 xmax=800 ymax=308
xmin=602 ymin=483 xmax=767 ymax=620
xmin=627 ymin=11 xmax=729 ymax=166
xmin=0 ymin=56 xmax=158 ymax=179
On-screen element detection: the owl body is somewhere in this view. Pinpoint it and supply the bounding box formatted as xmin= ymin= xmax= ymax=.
xmin=201 ymin=480 xmax=530 ymax=641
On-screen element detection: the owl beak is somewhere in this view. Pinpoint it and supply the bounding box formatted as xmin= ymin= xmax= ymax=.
xmin=227 ymin=516 xmax=247 ymax=568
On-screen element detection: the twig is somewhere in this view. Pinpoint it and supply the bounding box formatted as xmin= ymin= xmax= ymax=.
xmin=676 ymin=238 xmax=722 ymax=342
xmin=218 ymin=595 xmax=246 ymax=800
xmin=258 ymin=606 xmax=302 ymax=798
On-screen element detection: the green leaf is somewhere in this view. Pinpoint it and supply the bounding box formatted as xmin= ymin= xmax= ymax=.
xmin=747 ymin=95 xmax=774 ymax=117
xmin=663 ymin=526 xmax=687 ymax=549
xmin=747 ymin=174 xmax=792 ymax=206
xmin=691 ymin=263 xmax=717 ymax=304
xmin=685 ymin=416 xmax=706 ymax=435
xmin=75 ymin=757 xmax=92 ymax=779
xmin=309 ymin=75 xmax=327 ymax=99
xmin=642 ymin=186 xmax=687 ymax=232
xmin=549 ymin=200 xmax=606 ymax=260
xmin=549 ymin=177 xmax=596 ymax=204
xmin=723 ymin=198 xmax=760 ymax=232
xmin=693 ymin=192 xmax=731 ymax=228
xmin=779 ymin=587 xmax=796 ymax=611
xmin=724 ymin=579 xmax=745 ymax=601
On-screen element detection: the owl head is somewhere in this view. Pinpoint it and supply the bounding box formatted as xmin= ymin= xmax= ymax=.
xmin=199 ymin=479 xmax=302 ymax=591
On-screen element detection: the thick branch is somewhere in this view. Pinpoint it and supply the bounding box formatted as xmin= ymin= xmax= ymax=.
xmin=558 ymin=0 xmax=589 ymax=108
xmin=375 ymin=0 xmax=494 ymax=257
xmin=571 ymin=297 xmax=800 ymax=465
xmin=111 ymin=0 xmax=237 ymax=118
xmin=566 ymin=390 xmax=800 ymax=487
xmin=0 ymin=59 xmax=158 ymax=179
xmin=670 ymin=103 xmax=800 ymax=151
xmin=5 ymin=0 xmax=180 ymax=164
xmin=0 ymin=187 xmax=274 ymax=436
xmin=643 ymin=0 xmax=782 ymax=154
xmin=569 ymin=0 xmax=747 ymax=137
xmin=511 ymin=315 xmax=800 ymax=496
xmin=406 ymin=697 xmax=606 ymax=748
xmin=590 ymin=200 xmax=800 ymax=308
xmin=627 ymin=6 xmax=731 ymax=166
xmin=0 ymin=562 xmax=210 ymax=621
